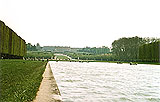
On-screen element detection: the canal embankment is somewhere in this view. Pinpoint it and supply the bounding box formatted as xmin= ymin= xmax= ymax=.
xmin=33 ymin=62 xmax=62 ymax=102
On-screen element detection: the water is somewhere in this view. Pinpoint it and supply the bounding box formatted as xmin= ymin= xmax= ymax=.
xmin=50 ymin=61 xmax=160 ymax=102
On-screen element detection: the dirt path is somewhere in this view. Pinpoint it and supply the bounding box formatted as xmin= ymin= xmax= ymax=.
xmin=33 ymin=63 xmax=62 ymax=102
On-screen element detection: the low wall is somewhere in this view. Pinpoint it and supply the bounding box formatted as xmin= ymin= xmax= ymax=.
xmin=33 ymin=63 xmax=62 ymax=102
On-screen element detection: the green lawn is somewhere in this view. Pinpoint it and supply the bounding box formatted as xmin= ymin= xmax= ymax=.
xmin=55 ymin=55 xmax=70 ymax=60
xmin=26 ymin=51 xmax=54 ymax=59
xmin=0 ymin=60 xmax=47 ymax=102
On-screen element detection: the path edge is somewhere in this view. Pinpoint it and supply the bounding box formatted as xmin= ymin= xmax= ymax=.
xmin=33 ymin=62 xmax=62 ymax=102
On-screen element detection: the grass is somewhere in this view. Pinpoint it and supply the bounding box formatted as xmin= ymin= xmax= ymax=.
xmin=26 ymin=51 xmax=54 ymax=59
xmin=0 ymin=59 xmax=47 ymax=102
xmin=55 ymin=55 xmax=70 ymax=60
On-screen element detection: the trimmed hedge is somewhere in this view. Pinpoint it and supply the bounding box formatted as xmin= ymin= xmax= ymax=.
xmin=0 ymin=20 xmax=26 ymax=58
xmin=139 ymin=41 xmax=160 ymax=62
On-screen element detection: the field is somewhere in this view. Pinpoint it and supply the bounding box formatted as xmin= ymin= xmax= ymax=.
xmin=0 ymin=60 xmax=47 ymax=102
xmin=26 ymin=51 xmax=54 ymax=59
xmin=55 ymin=54 xmax=70 ymax=60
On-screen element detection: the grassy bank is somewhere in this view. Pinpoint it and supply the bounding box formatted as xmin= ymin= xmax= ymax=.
xmin=0 ymin=60 xmax=47 ymax=102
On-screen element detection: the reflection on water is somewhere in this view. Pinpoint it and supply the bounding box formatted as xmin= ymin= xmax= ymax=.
xmin=50 ymin=61 xmax=160 ymax=102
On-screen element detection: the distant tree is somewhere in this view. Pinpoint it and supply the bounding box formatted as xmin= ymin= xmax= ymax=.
xmin=27 ymin=43 xmax=32 ymax=51
xmin=32 ymin=45 xmax=37 ymax=51
xmin=139 ymin=41 xmax=160 ymax=62
xmin=26 ymin=43 xmax=38 ymax=51
xmin=112 ymin=36 xmax=146 ymax=61
xmin=36 ymin=43 xmax=41 ymax=51
xmin=112 ymin=36 xmax=160 ymax=62
xmin=78 ymin=46 xmax=110 ymax=54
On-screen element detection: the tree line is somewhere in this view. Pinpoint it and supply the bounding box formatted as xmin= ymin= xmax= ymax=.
xmin=112 ymin=36 xmax=160 ymax=62
xmin=78 ymin=46 xmax=110 ymax=54
xmin=139 ymin=41 xmax=159 ymax=62
xmin=27 ymin=43 xmax=42 ymax=51
xmin=26 ymin=36 xmax=160 ymax=63
xmin=67 ymin=53 xmax=113 ymax=61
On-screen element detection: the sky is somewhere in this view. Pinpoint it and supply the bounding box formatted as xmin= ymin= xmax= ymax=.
xmin=0 ymin=0 xmax=160 ymax=48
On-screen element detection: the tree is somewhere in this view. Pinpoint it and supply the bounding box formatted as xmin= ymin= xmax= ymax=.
xmin=112 ymin=36 xmax=146 ymax=61
xmin=138 ymin=41 xmax=160 ymax=62
xmin=78 ymin=46 xmax=110 ymax=54
xmin=27 ymin=43 xmax=32 ymax=51
xmin=36 ymin=43 xmax=41 ymax=51
xmin=26 ymin=43 xmax=38 ymax=51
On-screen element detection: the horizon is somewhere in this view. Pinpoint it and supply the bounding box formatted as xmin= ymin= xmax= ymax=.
xmin=29 ymin=35 xmax=159 ymax=48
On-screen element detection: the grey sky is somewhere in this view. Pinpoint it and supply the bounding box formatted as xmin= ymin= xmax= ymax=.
xmin=0 ymin=0 xmax=160 ymax=47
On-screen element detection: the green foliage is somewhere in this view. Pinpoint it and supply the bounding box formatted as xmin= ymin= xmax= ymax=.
xmin=112 ymin=36 xmax=146 ymax=61
xmin=139 ymin=41 xmax=160 ymax=62
xmin=78 ymin=46 xmax=110 ymax=54
xmin=0 ymin=21 xmax=4 ymax=54
xmin=27 ymin=43 xmax=42 ymax=51
xmin=67 ymin=53 xmax=113 ymax=61
xmin=55 ymin=55 xmax=70 ymax=60
xmin=0 ymin=60 xmax=47 ymax=102
xmin=0 ymin=20 xmax=26 ymax=58
xmin=26 ymin=51 xmax=54 ymax=59
xmin=27 ymin=43 xmax=37 ymax=51
xmin=111 ymin=36 xmax=160 ymax=62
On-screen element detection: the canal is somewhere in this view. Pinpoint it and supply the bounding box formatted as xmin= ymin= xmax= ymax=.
xmin=50 ymin=61 xmax=160 ymax=102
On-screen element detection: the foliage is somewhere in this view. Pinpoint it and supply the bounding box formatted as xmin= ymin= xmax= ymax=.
xmin=67 ymin=53 xmax=114 ymax=61
xmin=36 ymin=43 xmax=41 ymax=51
xmin=26 ymin=43 xmax=42 ymax=51
xmin=55 ymin=55 xmax=70 ymax=60
xmin=111 ymin=36 xmax=160 ymax=61
xmin=0 ymin=60 xmax=47 ymax=102
xmin=26 ymin=51 xmax=54 ymax=59
xmin=0 ymin=20 xmax=26 ymax=58
xmin=78 ymin=46 xmax=110 ymax=54
xmin=139 ymin=41 xmax=160 ymax=62
xmin=27 ymin=43 xmax=37 ymax=51
xmin=111 ymin=36 xmax=146 ymax=61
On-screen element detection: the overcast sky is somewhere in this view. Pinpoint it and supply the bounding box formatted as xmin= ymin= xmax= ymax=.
xmin=0 ymin=0 xmax=160 ymax=47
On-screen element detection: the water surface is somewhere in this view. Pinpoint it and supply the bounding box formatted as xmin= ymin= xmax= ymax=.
xmin=50 ymin=62 xmax=160 ymax=102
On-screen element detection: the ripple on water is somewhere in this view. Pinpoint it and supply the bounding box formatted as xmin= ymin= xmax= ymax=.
xmin=50 ymin=62 xmax=160 ymax=102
